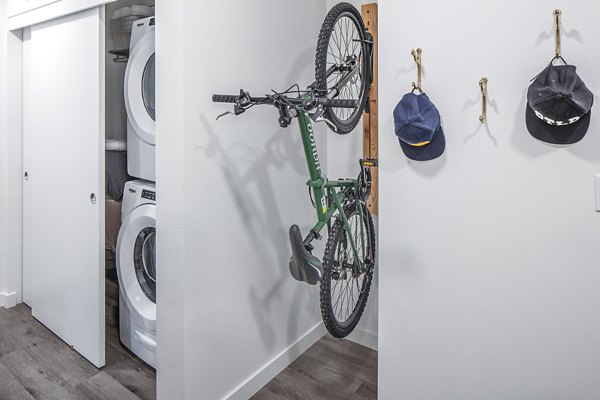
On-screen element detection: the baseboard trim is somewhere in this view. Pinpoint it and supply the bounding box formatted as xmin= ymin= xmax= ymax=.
xmin=0 ymin=292 xmax=17 ymax=309
xmin=225 ymin=322 xmax=326 ymax=400
xmin=347 ymin=327 xmax=378 ymax=351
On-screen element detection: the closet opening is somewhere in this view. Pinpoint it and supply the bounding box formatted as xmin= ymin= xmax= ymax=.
xmin=104 ymin=0 xmax=157 ymax=393
xmin=5 ymin=1 xmax=157 ymax=397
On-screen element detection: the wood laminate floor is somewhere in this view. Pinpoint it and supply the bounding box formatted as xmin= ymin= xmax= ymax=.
xmin=0 ymin=262 xmax=156 ymax=400
xmin=252 ymin=335 xmax=377 ymax=400
xmin=1 ymin=257 xmax=376 ymax=400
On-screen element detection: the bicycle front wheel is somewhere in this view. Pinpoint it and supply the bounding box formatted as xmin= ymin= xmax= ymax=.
xmin=315 ymin=2 xmax=370 ymax=134
xmin=320 ymin=200 xmax=375 ymax=338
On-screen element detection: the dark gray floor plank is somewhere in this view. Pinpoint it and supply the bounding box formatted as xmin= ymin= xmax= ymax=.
xmin=355 ymin=381 xmax=377 ymax=399
xmin=21 ymin=336 xmax=99 ymax=387
xmin=104 ymin=358 xmax=156 ymax=400
xmin=0 ymin=327 xmax=20 ymax=358
xmin=0 ymin=349 xmax=88 ymax=400
xmin=309 ymin=339 xmax=377 ymax=385
xmin=0 ymin=363 xmax=36 ymax=400
xmin=76 ymin=371 xmax=142 ymax=400
xmin=0 ymin=307 xmax=62 ymax=352
xmin=253 ymin=335 xmax=378 ymax=400
xmin=0 ymin=274 xmax=156 ymax=400
xmin=251 ymin=377 xmax=308 ymax=400
xmin=287 ymin=352 xmax=363 ymax=396
xmin=269 ymin=367 xmax=350 ymax=400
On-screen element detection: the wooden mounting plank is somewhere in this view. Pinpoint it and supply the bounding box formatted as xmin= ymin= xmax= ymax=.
xmin=362 ymin=3 xmax=378 ymax=215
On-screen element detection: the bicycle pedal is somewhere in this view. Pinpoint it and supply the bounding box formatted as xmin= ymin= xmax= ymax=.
xmin=360 ymin=158 xmax=378 ymax=168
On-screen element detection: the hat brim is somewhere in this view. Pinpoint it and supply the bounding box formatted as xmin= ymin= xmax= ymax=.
xmin=526 ymin=104 xmax=590 ymax=145
xmin=398 ymin=125 xmax=445 ymax=161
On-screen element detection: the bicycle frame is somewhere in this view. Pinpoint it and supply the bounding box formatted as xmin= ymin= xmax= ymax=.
xmin=297 ymin=111 xmax=367 ymax=272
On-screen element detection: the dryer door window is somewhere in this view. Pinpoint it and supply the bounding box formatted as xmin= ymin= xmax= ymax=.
xmin=134 ymin=227 xmax=156 ymax=303
xmin=142 ymin=53 xmax=155 ymax=121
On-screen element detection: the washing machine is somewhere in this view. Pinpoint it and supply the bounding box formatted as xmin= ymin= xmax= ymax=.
xmin=116 ymin=180 xmax=156 ymax=368
xmin=125 ymin=17 xmax=155 ymax=181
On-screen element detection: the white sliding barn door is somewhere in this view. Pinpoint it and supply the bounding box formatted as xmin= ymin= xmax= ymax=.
xmin=23 ymin=6 xmax=105 ymax=367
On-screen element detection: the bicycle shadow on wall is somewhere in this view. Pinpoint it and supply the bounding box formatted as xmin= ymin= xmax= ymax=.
xmin=198 ymin=89 xmax=322 ymax=350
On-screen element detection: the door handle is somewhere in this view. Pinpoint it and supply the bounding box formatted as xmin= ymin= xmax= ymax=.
xmin=90 ymin=193 xmax=97 ymax=204
xmin=24 ymin=171 xmax=29 ymax=180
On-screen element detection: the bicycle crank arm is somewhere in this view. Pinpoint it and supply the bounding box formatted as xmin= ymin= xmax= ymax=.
xmin=288 ymin=225 xmax=323 ymax=285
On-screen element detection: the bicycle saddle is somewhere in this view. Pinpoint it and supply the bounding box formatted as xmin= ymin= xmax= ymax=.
xmin=288 ymin=225 xmax=322 ymax=285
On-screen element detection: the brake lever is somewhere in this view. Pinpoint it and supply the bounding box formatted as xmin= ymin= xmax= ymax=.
xmin=215 ymin=90 xmax=252 ymax=120
xmin=216 ymin=111 xmax=232 ymax=120
xmin=215 ymin=105 xmax=247 ymax=120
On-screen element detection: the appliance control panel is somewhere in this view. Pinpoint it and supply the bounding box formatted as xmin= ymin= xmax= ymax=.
xmin=142 ymin=189 xmax=156 ymax=201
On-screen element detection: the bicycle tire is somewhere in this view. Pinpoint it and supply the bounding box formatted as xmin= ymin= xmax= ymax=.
xmin=320 ymin=200 xmax=375 ymax=338
xmin=315 ymin=2 xmax=370 ymax=134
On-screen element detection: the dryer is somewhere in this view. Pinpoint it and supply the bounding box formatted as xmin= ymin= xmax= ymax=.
xmin=125 ymin=17 xmax=155 ymax=181
xmin=116 ymin=179 xmax=156 ymax=368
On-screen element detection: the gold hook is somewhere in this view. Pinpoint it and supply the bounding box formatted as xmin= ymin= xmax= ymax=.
xmin=554 ymin=9 xmax=562 ymax=58
xmin=479 ymin=77 xmax=488 ymax=123
xmin=411 ymin=48 xmax=423 ymax=93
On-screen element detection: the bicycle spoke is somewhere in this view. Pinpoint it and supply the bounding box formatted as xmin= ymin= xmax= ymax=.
xmin=324 ymin=14 xmax=364 ymax=119
xmin=329 ymin=209 xmax=369 ymax=324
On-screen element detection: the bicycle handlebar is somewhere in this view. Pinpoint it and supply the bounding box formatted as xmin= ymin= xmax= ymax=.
xmin=212 ymin=93 xmax=358 ymax=109
xmin=320 ymin=98 xmax=358 ymax=108
xmin=212 ymin=94 xmax=239 ymax=103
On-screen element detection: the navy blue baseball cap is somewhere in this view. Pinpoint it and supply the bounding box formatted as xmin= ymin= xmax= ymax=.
xmin=393 ymin=93 xmax=445 ymax=161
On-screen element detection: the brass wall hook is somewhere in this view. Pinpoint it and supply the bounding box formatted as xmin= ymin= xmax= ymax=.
xmin=411 ymin=48 xmax=423 ymax=93
xmin=554 ymin=9 xmax=562 ymax=58
xmin=479 ymin=77 xmax=488 ymax=123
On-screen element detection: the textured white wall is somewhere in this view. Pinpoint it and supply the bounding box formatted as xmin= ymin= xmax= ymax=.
xmin=379 ymin=0 xmax=600 ymax=398
xmin=0 ymin=0 xmax=7 ymax=300
xmin=157 ymin=1 xmax=329 ymax=398
xmin=155 ymin=0 xmax=185 ymax=398
xmin=0 ymin=2 xmax=23 ymax=308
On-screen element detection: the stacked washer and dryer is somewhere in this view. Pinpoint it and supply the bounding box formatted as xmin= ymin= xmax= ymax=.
xmin=116 ymin=16 xmax=157 ymax=368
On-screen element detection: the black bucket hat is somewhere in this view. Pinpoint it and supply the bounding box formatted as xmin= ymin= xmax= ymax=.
xmin=526 ymin=60 xmax=594 ymax=144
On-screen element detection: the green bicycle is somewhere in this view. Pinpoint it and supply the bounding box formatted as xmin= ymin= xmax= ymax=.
xmin=213 ymin=2 xmax=376 ymax=338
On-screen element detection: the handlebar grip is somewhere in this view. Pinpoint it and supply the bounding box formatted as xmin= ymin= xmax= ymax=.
xmin=212 ymin=94 xmax=239 ymax=103
xmin=321 ymin=98 xmax=359 ymax=108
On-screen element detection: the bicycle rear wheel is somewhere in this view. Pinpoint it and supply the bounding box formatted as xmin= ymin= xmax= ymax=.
xmin=315 ymin=2 xmax=370 ymax=134
xmin=320 ymin=200 xmax=375 ymax=338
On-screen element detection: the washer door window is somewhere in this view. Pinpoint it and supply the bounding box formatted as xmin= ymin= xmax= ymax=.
xmin=134 ymin=226 xmax=156 ymax=303
xmin=124 ymin=30 xmax=155 ymax=146
xmin=142 ymin=54 xmax=155 ymax=121
xmin=116 ymin=203 xmax=156 ymax=329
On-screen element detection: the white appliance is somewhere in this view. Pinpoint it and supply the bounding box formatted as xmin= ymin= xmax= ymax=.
xmin=124 ymin=17 xmax=155 ymax=181
xmin=116 ymin=180 xmax=157 ymax=368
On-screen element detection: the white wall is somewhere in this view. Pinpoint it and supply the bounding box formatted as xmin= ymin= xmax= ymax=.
xmin=157 ymin=1 xmax=330 ymax=398
xmin=0 ymin=1 xmax=22 ymax=309
xmin=0 ymin=0 xmax=7 ymax=303
xmin=155 ymin=0 xmax=185 ymax=398
xmin=379 ymin=1 xmax=600 ymax=398
xmin=325 ymin=0 xmax=378 ymax=351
